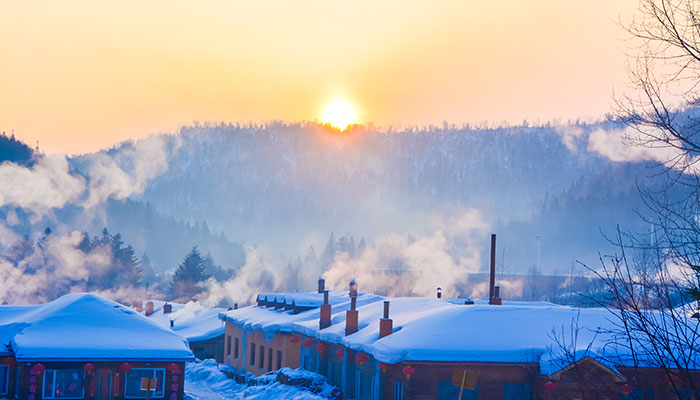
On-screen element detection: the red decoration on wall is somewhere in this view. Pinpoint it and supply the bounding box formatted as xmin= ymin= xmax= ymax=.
xmin=336 ymin=349 xmax=344 ymax=359
xmin=619 ymin=384 xmax=634 ymax=395
xmin=543 ymin=381 xmax=557 ymax=393
xmin=30 ymin=364 xmax=45 ymax=374
xmin=119 ymin=362 xmax=132 ymax=372
xmin=167 ymin=363 xmax=180 ymax=373
xmin=355 ymin=354 xmax=369 ymax=365
xmin=289 ymin=336 xmax=301 ymax=344
xmin=316 ymin=343 xmax=327 ymax=353
xmin=1 ymin=357 xmax=14 ymax=365
xmin=401 ymin=365 xmax=415 ymax=380
xmin=378 ymin=362 xmax=392 ymax=373
xmin=82 ymin=363 xmax=95 ymax=373
xmin=301 ymin=340 xmax=313 ymax=348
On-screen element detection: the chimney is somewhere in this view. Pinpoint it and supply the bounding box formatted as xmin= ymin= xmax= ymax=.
xmin=492 ymin=285 xmax=502 ymax=305
xmin=349 ymin=279 xmax=358 ymax=298
xmin=318 ymin=277 xmax=325 ymax=294
xmin=488 ymin=234 xmax=502 ymax=305
xmin=345 ymin=296 xmax=358 ymax=336
xmin=379 ymin=301 xmax=393 ymax=338
xmin=436 ymin=287 xmax=442 ymax=299
xmin=234 ymin=303 xmax=238 ymax=310
xmin=320 ymin=290 xmax=331 ymax=329
xmin=170 ymin=320 xmax=174 ymax=328
xmin=145 ymin=301 xmax=155 ymax=316
xmin=163 ymin=303 xmax=172 ymax=314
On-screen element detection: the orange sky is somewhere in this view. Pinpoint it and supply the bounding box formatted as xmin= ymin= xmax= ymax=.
xmin=0 ymin=0 xmax=636 ymax=154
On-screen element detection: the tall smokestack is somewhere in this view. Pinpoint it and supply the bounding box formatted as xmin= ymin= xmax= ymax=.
xmin=489 ymin=234 xmax=496 ymax=302
xmin=488 ymin=234 xmax=499 ymax=305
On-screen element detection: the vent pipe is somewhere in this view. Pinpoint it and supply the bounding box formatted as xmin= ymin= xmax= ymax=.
xmin=436 ymin=287 xmax=442 ymax=299
xmin=318 ymin=277 xmax=325 ymax=294
xmin=489 ymin=234 xmax=496 ymax=304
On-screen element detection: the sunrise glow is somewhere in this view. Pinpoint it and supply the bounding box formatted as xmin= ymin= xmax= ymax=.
xmin=320 ymin=99 xmax=358 ymax=131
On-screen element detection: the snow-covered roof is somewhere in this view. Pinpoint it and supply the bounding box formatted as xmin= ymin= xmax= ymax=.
xmin=0 ymin=293 xmax=194 ymax=361
xmin=220 ymin=292 xmax=700 ymax=369
xmin=143 ymin=300 xmax=226 ymax=342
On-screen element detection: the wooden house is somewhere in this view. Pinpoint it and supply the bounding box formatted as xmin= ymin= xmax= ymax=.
xmin=0 ymin=293 xmax=193 ymax=400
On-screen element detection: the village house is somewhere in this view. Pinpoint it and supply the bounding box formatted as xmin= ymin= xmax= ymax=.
xmin=143 ymin=300 xmax=226 ymax=363
xmin=0 ymin=293 xmax=193 ymax=400
xmin=219 ymin=236 xmax=700 ymax=400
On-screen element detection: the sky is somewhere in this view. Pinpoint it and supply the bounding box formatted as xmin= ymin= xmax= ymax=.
xmin=0 ymin=0 xmax=637 ymax=154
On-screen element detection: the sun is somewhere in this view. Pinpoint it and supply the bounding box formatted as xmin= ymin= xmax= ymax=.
xmin=321 ymin=99 xmax=358 ymax=131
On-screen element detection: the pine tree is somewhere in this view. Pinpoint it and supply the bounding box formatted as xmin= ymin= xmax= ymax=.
xmin=171 ymin=246 xmax=209 ymax=301
xmin=320 ymin=232 xmax=336 ymax=268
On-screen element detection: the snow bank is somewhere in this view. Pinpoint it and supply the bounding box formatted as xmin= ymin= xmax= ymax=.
xmin=185 ymin=360 xmax=340 ymax=400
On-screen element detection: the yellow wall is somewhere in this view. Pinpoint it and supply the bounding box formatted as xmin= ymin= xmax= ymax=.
xmin=224 ymin=320 xmax=301 ymax=376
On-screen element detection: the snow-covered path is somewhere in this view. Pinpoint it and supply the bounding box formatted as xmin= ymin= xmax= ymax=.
xmin=184 ymin=360 xmax=338 ymax=400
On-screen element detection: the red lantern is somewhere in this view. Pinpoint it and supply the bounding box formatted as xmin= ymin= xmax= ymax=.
xmin=302 ymin=340 xmax=313 ymax=348
xmin=543 ymin=381 xmax=556 ymax=393
xmin=82 ymin=363 xmax=95 ymax=373
xmin=619 ymin=384 xmax=634 ymax=396
xmin=316 ymin=343 xmax=327 ymax=353
xmin=355 ymin=354 xmax=369 ymax=365
xmin=30 ymin=364 xmax=45 ymax=374
xmin=402 ymin=365 xmax=416 ymax=380
xmin=289 ymin=336 xmax=300 ymax=344
xmin=119 ymin=362 xmax=132 ymax=372
xmin=378 ymin=362 xmax=392 ymax=373
xmin=336 ymin=349 xmax=344 ymax=359
xmin=167 ymin=363 xmax=180 ymax=374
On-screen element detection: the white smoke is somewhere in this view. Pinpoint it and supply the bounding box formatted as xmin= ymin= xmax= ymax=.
xmin=0 ymin=155 xmax=85 ymax=220
xmin=587 ymin=126 xmax=700 ymax=173
xmin=0 ymin=135 xmax=179 ymax=304
xmin=0 ymin=135 xmax=177 ymax=219
xmin=323 ymin=209 xmax=489 ymax=298
xmin=200 ymin=245 xmax=281 ymax=307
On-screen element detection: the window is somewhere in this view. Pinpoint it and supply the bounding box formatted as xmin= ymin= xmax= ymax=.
xmin=327 ymin=362 xmax=334 ymax=383
xmin=276 ymin=351 xmax=282 ymax=370
xmin=504 ymin=383 xmax=530 ymax=400
xmin=225 ymin=335 xmax=231 ymax=357
xmin=259 ymin=346 xmax=265 ymax=370
xmin=249 ymin=343 xmax=256 ymax=367
xmin=267 ymin=348 xmax=272 ymax=372
xmin=355 ymin=370 xmax=364 ymax=399
xmin=14 ymin=366 xmax=21 ymax=398
xmin=234 ymin=338 xmax=240 ymax=360
xmin=393 ymin=381 xmax=403 ymax=400
xmin=0 ymin=365 xmax=8 ymax=395
xmin=42 ymin=369 xmax=84 ymax=399
xmin=437 ymin=380 xmax=477 ymax=400
xmin=124 ymin=368 xmax=164 ymax=399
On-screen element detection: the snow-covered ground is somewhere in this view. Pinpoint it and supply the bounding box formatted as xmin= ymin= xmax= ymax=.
xmin=185 ymin=360 xmax=339 ymax=400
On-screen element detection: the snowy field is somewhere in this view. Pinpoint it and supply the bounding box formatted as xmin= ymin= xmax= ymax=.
xmin=185 ymin=360 xmax=339 ymax=400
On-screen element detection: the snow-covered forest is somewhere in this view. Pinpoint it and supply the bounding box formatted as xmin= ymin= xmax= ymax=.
xmin=0 ymin=120 xmax=671 ymax=305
